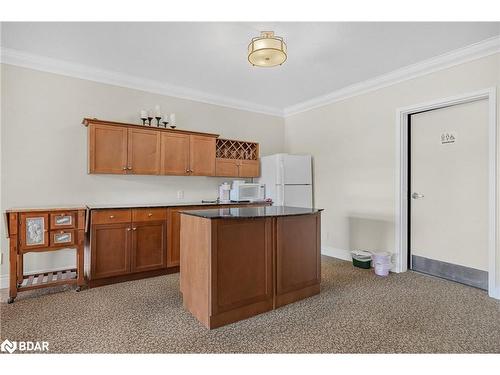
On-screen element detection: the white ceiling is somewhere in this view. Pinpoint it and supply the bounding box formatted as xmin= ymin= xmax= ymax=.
xmin=2 ymin=22 xmax=499 ymax=114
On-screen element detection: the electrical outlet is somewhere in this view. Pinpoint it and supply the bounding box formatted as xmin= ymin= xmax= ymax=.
xmin=177 ymin=190 xmax=184 ymax=200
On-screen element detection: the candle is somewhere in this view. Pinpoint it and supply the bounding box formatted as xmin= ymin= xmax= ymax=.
xmin=170 ymin=113 xmax=176 ymax=124
xmin=154 ymin=105 xmax=161 ymax=118
xmin=140 ymin=110 xmax=148 ymax=119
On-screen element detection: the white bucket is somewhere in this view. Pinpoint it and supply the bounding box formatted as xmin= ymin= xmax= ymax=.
xmin=374 ymin=262 xmax=391 ymax=276
xmin=372 ymin=252 xmax=391 ymax=265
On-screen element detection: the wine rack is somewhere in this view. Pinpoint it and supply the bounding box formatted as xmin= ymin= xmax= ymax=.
xmin=216 ymin=138 xmax=259 ymax=160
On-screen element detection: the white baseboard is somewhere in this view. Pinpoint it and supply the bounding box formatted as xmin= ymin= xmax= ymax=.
xmin=0 ymin=274 xmax=8 ymax=289
xmin=321 ymin=246 xmax=351 ymax=261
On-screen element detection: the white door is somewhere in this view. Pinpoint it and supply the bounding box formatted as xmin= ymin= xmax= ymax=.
xmin=277 ymin=185 xmax=313 ymax=208
xmin=410 ymin=99 xmax=489 ymax=289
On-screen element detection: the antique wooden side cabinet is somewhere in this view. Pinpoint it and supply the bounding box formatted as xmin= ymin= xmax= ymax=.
xmin=5 ymin=207 xmax=87 ymax=303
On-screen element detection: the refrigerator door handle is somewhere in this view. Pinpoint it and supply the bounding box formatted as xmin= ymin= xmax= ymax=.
xmin=276 ymin=184 xmax=284 ymax=206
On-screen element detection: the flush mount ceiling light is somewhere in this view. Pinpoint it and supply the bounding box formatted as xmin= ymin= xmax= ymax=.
xmin=248 ymin=31 xmax=287 ymax=67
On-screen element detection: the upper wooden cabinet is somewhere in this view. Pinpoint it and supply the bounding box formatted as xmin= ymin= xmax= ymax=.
xmin=215 ymin=138 xmax=260 ymax=178
xmin=161 ymin=132 xmax=190 ymax=175
xmin=88 ymin=123 xmax=161 ymax=175
xmin=190 ymin=135 xmax=216 ymax=176
xmin=161 ymin=133 xmax=215 ymax=176
xmin=83 ymin=119 xmax=258 ymax=177
xmin=89 ymin=123 xmax=128 ymax=174
xmin=128 ymin=128 xmax=161 ymax=175
xmin=215 ymin=159 xmax=259 ymax=178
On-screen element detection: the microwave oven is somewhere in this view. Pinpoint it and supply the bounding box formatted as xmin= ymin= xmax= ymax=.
xmin=230 ymin=183 xmax=265 ymax=202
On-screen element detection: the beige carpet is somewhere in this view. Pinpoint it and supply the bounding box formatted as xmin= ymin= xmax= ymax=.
xmin=1 ymin=256 xmax=499 ymax=353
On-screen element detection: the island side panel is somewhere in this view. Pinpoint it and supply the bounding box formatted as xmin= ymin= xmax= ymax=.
xmin=275 ymin=213 xmax=321 ymax=308
xmin=180 ymin=213 xmax=212 ymax=328
xmin=209 ymin=217 xmax=274 ymax=329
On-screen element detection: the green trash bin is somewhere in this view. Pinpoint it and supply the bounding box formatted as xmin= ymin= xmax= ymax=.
xmin=351 ymin=250 xmax=372 ymax=269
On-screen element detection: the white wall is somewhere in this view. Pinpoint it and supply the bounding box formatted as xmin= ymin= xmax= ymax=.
xmin=284 ymin=53 xmax=500 ymax=283
xmin=0 ymin=64 xmax=285 ymax=283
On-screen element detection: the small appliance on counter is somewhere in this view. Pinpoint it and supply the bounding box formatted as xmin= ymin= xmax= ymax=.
xmin=218 ymin=182 xmax=231 ymax=203
xmin=229 ymin=180 xmax=265 ymax=202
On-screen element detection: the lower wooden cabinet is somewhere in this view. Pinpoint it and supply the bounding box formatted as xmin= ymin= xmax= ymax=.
xmin=89 ymin=209 xmax=168 ymax=284
xmin=131 ymin=221 xmax=167 ymax=272
xmin=89 ymin=204 xmax=270 ymax=287
xmin=167 ymin=206 xmax=205 ymax=267
xmin=91 ymin=223 xmax=131 ymax=279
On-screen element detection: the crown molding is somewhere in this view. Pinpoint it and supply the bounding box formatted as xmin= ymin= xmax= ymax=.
xmin=283 ymin=35 xmax=500 ymax=117
xmin=0 ymin=47 xmax=284 ymax=117
xmin=1 ymin=36 xmax=499 ymax=119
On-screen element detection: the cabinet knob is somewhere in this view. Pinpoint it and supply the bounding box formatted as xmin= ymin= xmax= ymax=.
xmin=148 ymin=213 xmax=153 ymax=217
xmin=109 ymin=215 xmax=115 ymax=219
xmin=126 ymin=227 xmax=132 ymax=231
xmin=132 ymin=227 xmax=137 ymax=231
xmin=122 ymin=167 xmax=127 ymax=170
xmin=127 ymin=166 xmax=133 ymax=170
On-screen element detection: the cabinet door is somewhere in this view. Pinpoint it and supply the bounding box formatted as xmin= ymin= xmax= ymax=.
xmin=190 ymin=135 xmax=216 ymax=176
xmin=89 ymin=124 xmax=128 ymax=174
xmin=212 ymin=218 xmax=273 ymax=315
xmin=167 ymin=209 xmax=182 ymax=267
xmin=275 ymin=214 xmax=321 ymax=307
xmin=131 ymin=221 xmax=167 ymax=272
xmin=127 ymin=128 xmax=161 ymax=175
xmin=20 ymin=213 xmax=49 ymax=250
xmin=167 ymin=206 xmax=205 ymax=267
xmin=91 ymin=223 xmax=131 ymax=279
xmin=215 ymin=158 xmax=240 ymax=177
xmin=239 ymin=160 xmax=260 ymax=178
xmin=160 ymin=132 xmax=190 ymax=175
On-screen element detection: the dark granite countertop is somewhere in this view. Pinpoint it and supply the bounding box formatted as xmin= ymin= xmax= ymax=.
xmin=86 ymin=200 xmax=269 ymax=210
xmin=180 ymin=206 xmax=323 ymax=219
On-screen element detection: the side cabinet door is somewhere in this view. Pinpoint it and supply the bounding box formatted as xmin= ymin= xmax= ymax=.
xmin=91 ymin=223 xmax=131 ymax=279
xmin=160 ymin=132 xmax=190 ymax=175
xmin=190 ymin=135 xmax=216 ymax=176
xmin=20 ymin=213 xmax=49 ymax=250
xmin=131 ymin=221 xmax=167 ymax=272
xmin=275 ymin=214 xmax=321 ymax=306
xmin=127 ymin=128 xmax=161 ymax=175
xmin=89 ymin=124 xmax=128 ymax=174
xmin=212 ymin=218 xmax=273 ymax=314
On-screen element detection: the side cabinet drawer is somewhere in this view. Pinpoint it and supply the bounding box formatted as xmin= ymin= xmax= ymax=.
xmin=50 ymin=230 xmax=75 ymax=246
xmin=132 ymin=208 xmax=167 ymax=222
xmin=92 ymin=209 xmax=132 ymax=224
xmin=50 ymin=212 xmax=76 ymax=229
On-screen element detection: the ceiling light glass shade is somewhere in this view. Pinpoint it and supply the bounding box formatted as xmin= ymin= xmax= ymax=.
xmin=248 ymin=31 xmax=287 ymax=67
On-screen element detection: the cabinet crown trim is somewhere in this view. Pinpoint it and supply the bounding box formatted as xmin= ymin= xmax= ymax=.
xmin=82 ymin=118 xmax=219 ymax=138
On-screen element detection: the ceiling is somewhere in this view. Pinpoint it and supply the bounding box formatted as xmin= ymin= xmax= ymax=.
xmin=1 ymin=22 xmax=499 ymax=114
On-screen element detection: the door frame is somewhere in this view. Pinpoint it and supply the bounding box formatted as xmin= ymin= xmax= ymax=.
xmin=395 ymin=88 xmax=498 ymax=299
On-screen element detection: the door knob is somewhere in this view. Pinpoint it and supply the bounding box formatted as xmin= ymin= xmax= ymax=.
xmin=411 ymin=192 xmax=425 ymax=199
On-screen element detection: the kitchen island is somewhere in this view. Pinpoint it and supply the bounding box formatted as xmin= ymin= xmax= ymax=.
xmin=180 ymin=206 xmax=322 ymax=329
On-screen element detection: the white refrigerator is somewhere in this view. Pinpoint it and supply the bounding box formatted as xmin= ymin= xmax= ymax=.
xmin=257 ymin=153 xmax=313 ymax=208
